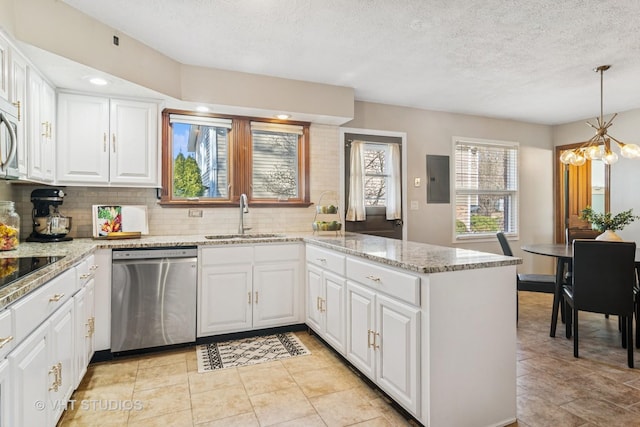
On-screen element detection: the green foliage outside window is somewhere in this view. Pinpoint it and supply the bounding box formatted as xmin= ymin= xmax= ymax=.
xmin=174 ymin=153 xmax=205 ymax=198
xmin=470 ymin=215 xmax=499 ymax=232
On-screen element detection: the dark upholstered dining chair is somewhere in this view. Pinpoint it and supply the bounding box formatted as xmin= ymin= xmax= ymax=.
xmin=496 ymin=232 xmax=557 ymax=321
xmin=563 ymin=240 xmax=637 ymax=368
xmin=565 ymin=227 xmax=601 ymax=243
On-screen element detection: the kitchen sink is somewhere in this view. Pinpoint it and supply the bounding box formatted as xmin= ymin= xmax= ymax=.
xmin=204 ymin=233 xmax=286 ymax=240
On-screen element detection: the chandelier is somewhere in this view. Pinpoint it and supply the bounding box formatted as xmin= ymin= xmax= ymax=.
xmin=560 ymin=65 xmax=640 ymax=166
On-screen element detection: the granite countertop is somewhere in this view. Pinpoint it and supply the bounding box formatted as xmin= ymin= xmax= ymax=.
xmin=0 ymin=232 xmax=519 ymax=310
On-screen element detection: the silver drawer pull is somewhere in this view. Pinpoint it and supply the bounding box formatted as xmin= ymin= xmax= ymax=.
xmin=80 ymin=273 xmax=90 ymax=279
xmin=49 ymin=293 xmax=65 ymax=302
xmin=316 ymin=258 xmax=327 ymax=264
xmin=0 ymin=336 xmax=13 ymax=348
xmin=90 ymin=265 xmax=99 ymax=271
xmin=365 ymin=275 xmax=381 ymax=282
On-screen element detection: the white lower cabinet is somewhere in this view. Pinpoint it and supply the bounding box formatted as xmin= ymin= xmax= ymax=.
xmin=0 ymin=358 xmax=11 ymax=427
xmin=10 ymin=298 xmax=74 ymax=427
xmin=198 ymin=243 xmax=303 ymax=337
xmin=346 ymin=281 xmax=420 ymax=415
xmin=306 ymin=245 xmax=421 ymax=419
xmin=6 ymin=253 xmax=97 ymax=427
xmin=306 ymin=264 xmax=346 ymax=354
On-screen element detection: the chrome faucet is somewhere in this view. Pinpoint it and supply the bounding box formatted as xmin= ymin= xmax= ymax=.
xmin=239 ymin=193 xmax=250 ymax=234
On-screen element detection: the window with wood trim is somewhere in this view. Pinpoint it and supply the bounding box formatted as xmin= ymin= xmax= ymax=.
xmin=160 ymin=109 xmax=311 ymax=206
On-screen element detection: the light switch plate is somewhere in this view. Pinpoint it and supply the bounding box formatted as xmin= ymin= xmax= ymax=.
xmin=414 ymin=177 xmax=421 ymax=187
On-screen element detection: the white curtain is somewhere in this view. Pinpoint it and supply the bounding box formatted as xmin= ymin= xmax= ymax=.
xmin=386 ymin=143 xmax=402 ymax=220
xmin=346 ymin=140 xmax=366 ymax=221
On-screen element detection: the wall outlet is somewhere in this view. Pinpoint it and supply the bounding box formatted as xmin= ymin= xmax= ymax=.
xmin=188 ymin=209 xmax=203 ymax=218
xmin=410 ymin=200 xmax=419 ymax=210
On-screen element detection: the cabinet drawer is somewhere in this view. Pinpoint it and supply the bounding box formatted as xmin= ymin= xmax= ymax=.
xmin=11 ymin=268 xmax=76 ymax=343
xmin=346 ymin=257 xmax=419 ymax=306
xmin=77 ymin=254 xmax=97 ymax=288
xmin=201 ymin=246 xmax=253 ymax=265
xmin=0 ymin=309 xmax=13 ymax=358
xmin=255 ymin=243 xmax=300 ymax=262
xmin=306 ymin=245 xmax=345 ymax=275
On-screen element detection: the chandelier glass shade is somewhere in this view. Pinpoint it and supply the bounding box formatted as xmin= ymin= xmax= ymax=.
xmin=560 ymin=65 xmax=640 ymax=167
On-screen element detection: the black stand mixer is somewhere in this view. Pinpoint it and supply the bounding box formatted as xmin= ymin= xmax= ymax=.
xmin=26 ymin=189 xmax=73 ymax=242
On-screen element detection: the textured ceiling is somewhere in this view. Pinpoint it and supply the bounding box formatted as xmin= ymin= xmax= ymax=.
xmin=59 ymin=0 xmax=640 ymax=125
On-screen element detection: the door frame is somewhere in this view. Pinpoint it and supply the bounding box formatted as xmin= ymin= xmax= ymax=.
xmin=339 ymin=127 xmax=408 ymax=241
xmin=554 ymin=143 xmax=610 ymax=243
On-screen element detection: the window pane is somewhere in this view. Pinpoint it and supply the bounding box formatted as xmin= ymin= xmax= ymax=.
xmin=172 ymin=122 xmax=228 ymax=199
xmin=252 ymin=130 xmax=299 ymax=199
xmin=454 ymin=139 xmax=518 ymax=238
xmin=363 ymin=144 xmax=388 ymax=207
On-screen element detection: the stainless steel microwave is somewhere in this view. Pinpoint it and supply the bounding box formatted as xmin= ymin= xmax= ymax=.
xmin=0 ymin=97 xmax=19 ymax=180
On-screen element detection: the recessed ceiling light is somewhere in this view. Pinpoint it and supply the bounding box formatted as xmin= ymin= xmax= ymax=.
xmin=276 ymin=114 xmax=290 ymax=120
xmin=196 ymin=106 xmax=209 ymax=112
xmin=88 ymin=77 xmax=109 ymax=86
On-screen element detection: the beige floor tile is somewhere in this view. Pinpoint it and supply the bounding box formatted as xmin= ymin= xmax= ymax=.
xmin=310 ymin=388 xmax=383 ymax=426
xmin=195 ymin=411 xmax=259 ymax=427
xmin=129 ymin=382 xmax=191 ymax=422
xmin=188 ymin=367 xmax=242 ymax=394
xmin=291 ymin=364 xmax=361 ymax=398
xmin=134 ymin=360 xmax=189 ymax=391
xmin=127 ymin=408 xmax=193 ymax=426
xmin=64 ymin=382 xmax=135 ymax=423
xmin=270 ymin=413 xmax=327 ymax=427
xmin=134 ymin=349 xmax=188 ymax=368
xmin=77 ymin=359 xmax=139 ymax=390
xmin=560 ymin=397 xmax=640 ymax=427
xmin=249 ymin=385 xmax=316 ymax=425
xmin=238 ymin=361 xmax=298 ymax=395
xmin=280 ymin=349 xmax=340 ymax=373
xmin=190 ymin=384 xmax=253 ymax=424
xmin=516 ymin=394 xmax=587 ymax=427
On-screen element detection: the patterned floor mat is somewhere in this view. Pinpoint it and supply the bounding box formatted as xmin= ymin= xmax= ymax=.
xmin=196 ymin=332 xmax=311 ymax=372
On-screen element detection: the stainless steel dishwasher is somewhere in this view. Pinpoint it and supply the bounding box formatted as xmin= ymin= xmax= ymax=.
xmin=111 ymin=247 xmax=197 ymax=353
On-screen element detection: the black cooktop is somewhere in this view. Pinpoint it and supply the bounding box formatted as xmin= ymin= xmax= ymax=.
xmin=0 ymin=256 xmax=65 ymax=290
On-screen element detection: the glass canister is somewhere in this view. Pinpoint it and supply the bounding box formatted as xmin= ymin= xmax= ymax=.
xmin=0 ymin=201 xmax=20 ymax=251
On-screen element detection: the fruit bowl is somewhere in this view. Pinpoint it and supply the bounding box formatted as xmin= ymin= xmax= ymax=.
xmin=312 ymin=221 xmax=342 ymax=231
xmin=316 ymin=205 xmax=338 ymax=214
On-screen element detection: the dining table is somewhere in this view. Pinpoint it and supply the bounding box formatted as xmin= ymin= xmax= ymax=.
xmin=521 ymin=243 xmax=640 ymax=337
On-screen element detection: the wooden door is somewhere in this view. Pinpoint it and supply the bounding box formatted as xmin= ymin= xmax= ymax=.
xmin=555 ymin=145 xmax=610 ymax=243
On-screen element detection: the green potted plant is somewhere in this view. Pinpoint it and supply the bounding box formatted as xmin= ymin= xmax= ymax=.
xmin=580 ymin=206 xmax=640 ymax=241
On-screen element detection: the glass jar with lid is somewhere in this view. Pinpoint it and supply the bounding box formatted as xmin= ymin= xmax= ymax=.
xmin=0 ymin=201 xmax=20 ymax=251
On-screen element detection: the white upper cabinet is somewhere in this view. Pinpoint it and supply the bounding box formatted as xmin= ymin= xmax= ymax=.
xmin=0 ymin=34 xmax=8 ymax=101
xmin=10 ymin=49 xmax=28 ymax=177
xmin=26 ymin=68 xmax=56 ymax=183
xmin=57 ymin=92 xmax=159 ymax=187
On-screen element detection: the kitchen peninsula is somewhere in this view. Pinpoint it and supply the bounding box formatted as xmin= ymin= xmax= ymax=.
xmin=0 ymin=233 xmax=519 ymax=427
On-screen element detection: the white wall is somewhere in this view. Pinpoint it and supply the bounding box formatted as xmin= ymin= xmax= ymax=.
xmin=553 ymin=107 xmax=640 ymax=242
xmin=345 ymin=101 xmax=556 ymax=273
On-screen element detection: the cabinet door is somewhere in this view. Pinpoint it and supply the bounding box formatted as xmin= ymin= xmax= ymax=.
xmin=253 ymin=261 xmax=300 ymax=329
xmin=0 ymin=35 xmax=8 ymax=100
xmin=49 ymin=298 xmax=75 ymax=422
xmin=9 ymin=321 xmax=50 ymax=427
xmin=198 ymin=264 xmax=253 ymax=336
xmin=345 ymin=281 xmax=376 ymax=380
xmin=93 ymin=249 xmax=111 ymax=351
xmin=74 ymin=286 xmax=87 ymax=388
xmin=376 ymin=293 xmax=420 ymax=415
xmin=57 ymin=93 xmax=109 ymax=183
xmin=10 ymin=50 xmax=27 ymax=177
xmin=0 ymin=358 xmax=11 ymax=427
xmin=26 ymin=68 xmax=43 ymax=181
xmin=109 ymin=98 xmax=158 ymax=186
xmin=323 ymin=270 xmax=346 ymax=354
xmin=306 ymin=263 xmax=323 ymax=333
xmin=40 ymin=81 xmax=55 ymax=181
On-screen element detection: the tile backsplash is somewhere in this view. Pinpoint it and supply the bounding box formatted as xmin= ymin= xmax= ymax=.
xmin=11 ymin=124 xmax=341 ymax=239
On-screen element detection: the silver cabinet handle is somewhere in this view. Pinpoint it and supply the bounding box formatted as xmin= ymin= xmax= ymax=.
xmin=317 ymin=258 xmax=327 ymax=264
xmin=248 ymin=292 xmax=251 ymax=304
xmin=255 ymin=291 xmax=259 ymax=304
xmin=112 ymin=134 xmax=116 ymax=152
xmin=365 ymin=275 xmax=381 ymax=282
